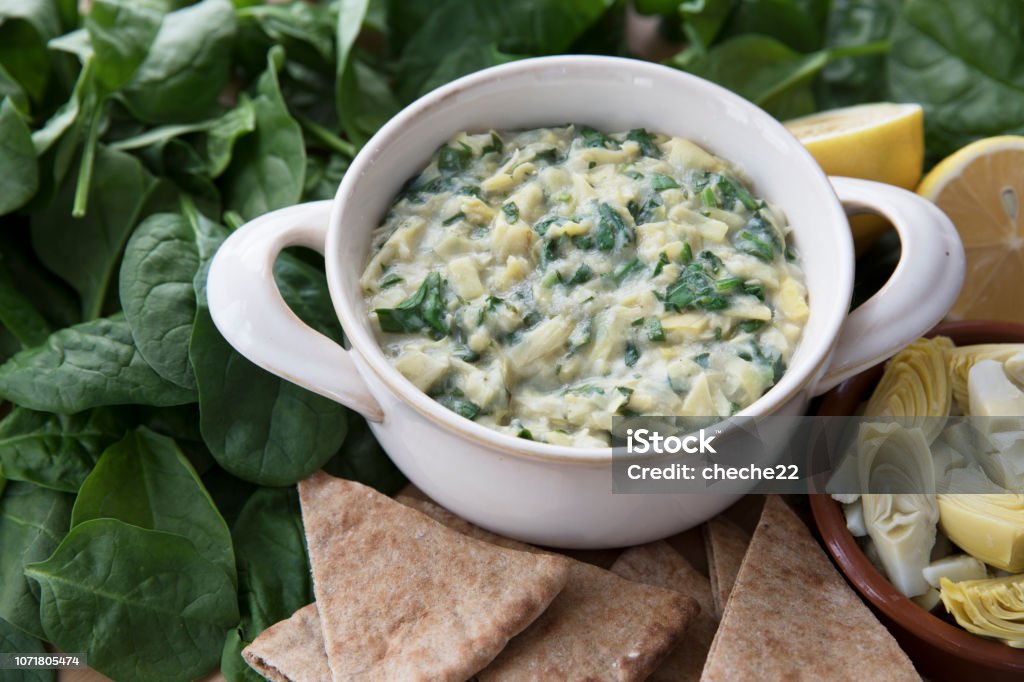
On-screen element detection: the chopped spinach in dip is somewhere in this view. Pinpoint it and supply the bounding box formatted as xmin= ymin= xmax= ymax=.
xmin=361 ymin=125 xmax=808 ymax=447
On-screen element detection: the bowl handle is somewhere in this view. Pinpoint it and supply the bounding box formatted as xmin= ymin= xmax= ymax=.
xmin=813 ymin=177 xmax=966 ymax=395
xmin=206 ymin=201 xmax=384 ymax=422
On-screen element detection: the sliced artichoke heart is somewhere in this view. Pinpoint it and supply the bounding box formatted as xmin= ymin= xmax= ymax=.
xmin=950 ymin=344 xmax=1024 ymax=412
xmin=940 ymin=575 xmax=1024 ymax=648
xmin=937 ymin=491 xmax=1024 ymax=572
xmin=968 ymin=359 xmax=1024 ymax=431
xmin=864 ymin=336 xmax=954 ymax=443
xmin=858 ymin=423 xmax=939 ymax=597
xmin=922 ymin=554 xmax=988 ymax=589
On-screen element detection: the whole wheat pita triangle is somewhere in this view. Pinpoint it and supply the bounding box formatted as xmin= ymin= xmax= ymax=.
xmin=703 ymin=516 xmax=750 ymax=619
xmin=298 ymin=472 xmax=570 ymax=681
xmin=401 ymin=497 xmax=699 ymax=682
xmin=611 ymin=542 xmax=719 ymax=682
xmin=242 ymin=603 xmax=328 ymax=682
xmin=700 ymin=496 xmax=920 ymax=681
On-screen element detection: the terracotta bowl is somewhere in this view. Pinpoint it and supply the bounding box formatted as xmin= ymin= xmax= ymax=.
xmin=809 ymin=320 xmax=1024 ymax=682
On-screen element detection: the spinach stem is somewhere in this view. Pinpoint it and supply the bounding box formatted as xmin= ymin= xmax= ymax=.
xmin=297 ymin=114 xmax=356 ymax=158
xmin=72 ymin=103 xmax=104 ymax=218
xmin=828 ymin=40 xmax=891 ymax=60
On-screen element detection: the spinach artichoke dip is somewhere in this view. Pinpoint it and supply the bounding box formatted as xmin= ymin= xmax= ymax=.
xmin=361 ymin=126 xmax=808 ymax=447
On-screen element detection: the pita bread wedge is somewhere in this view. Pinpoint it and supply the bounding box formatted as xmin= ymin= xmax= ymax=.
xmin=397 ymin=495 xmax=530 ymax=551
xmin=242 ymin=603 xmax=328 ymax=682
xmin=703 ymin=516 xmax=751 ymax=618
xmin=479 ymin=561 xmax=698 ymax=681
xmin=614 ymin=541 xmax=714 ymax=616
xmin=611 ymin=543 xmax=719 ymax=682
xmin=299 ymin=472 xmax=570 ymax=681
xmin=399 ymin=496 xmax=699 ymax=681
xmin=701 ymin=496 xmax=920 ymax=681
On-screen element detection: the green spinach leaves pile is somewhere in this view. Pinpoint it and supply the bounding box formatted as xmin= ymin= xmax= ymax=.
xmin=1 ymin=1 xmax=1023 ymax=680
xmin=642 ymin=0 xmax=1024 ymax=159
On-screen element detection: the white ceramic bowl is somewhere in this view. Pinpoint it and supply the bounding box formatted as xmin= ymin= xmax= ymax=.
xmin=207 ymin=56 xmax=964 ymax=547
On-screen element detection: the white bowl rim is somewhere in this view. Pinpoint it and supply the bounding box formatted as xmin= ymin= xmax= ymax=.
xmin=325 ymin=54 xmax=852 ymax=464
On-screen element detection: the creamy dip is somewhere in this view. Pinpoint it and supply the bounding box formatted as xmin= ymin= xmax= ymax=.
xmin=361 ymin=125 xmax=808 ymax=447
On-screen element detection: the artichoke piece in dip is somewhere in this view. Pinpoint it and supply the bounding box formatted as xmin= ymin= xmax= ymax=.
xmin=940 ymin=575 xmax=1024 ymax=648
xmin=361 ymin=125 xmax=807 ymax=446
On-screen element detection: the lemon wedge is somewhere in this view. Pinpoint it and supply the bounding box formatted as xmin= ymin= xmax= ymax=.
xmin=917 ymin=136 xmax=1024 ymax=323
xmin=785 ymin=103 xmax=924 ymax=251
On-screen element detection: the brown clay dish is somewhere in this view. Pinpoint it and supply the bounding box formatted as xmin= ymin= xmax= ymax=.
xmin=809 ymin=320 xmax=1024 ymax=682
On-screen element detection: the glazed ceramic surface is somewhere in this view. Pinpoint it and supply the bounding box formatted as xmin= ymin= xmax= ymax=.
xmin=207 ymin=56 xmax=964 ymax=547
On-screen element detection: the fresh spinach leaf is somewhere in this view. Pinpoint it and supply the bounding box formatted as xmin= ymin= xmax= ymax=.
xmin=119 ymin=211 xmax=226 ymax=390
xmin=32 ymin=145 xmax=160 ymax=320
xmin=322 ymin=415 xmax=406 ymax=495
xmin=678 ymin=0 xmax=734 ymax=50
xmin=0 ymin=481 xmax=73 ymax=639
xmin=0 ymin=0 xmax=59 ymax=105
xmin=0 ymin=62 xmax=29 ymax=114
xmin=678 ymin=34 xmax=888 ymax=119
xmin=0 ymin=98 xmax=38 ymax=216
xmin=718 ymin=0 xmax=826 ymax=54
xmin=237 ymin=1 xmax=335 ymax=69
xmin=200 ymin=466 xmax=257 ymax=531
xmin=121 ymin=0 xmax=238 ymax=124
xmin=816 ymin=0 xmax=900 ymax=109
xmin=222 ymin=46 xmax=306 ymax=221
xmin=394 ymin=0 xmax=614 ymax=101
xmin=0 ymin=407 xmax=125 ymax=492
xmin=85 ymin=0 xmax=163 ymax=93
xmin=135 ymin=403 xmax=214 ymax=475
xmin=0 ymin=259 xmax=50 ymax=349
xmin=0 ymin=233 xmax=79 ymax=333
xmin=231 ymin=486 xmax=312 ymax=638
xmin=25 ymin=519 xmax=239 ymax=682
xmin=30 ymin=56 xmax=96 ymax=157
xmin=0 ymin=617 xmax=52 ymax=682
xmin=0 ymin=314 xmax=196 ymax=413
xmin=302 ymin=152 xmax=350 ymax=202
xmin=337 ymin=49 xmax=401 ymax=148
xmin=202 ymin=96 xmax=258 ymax=178
xmin=335 ymin=0 xmax=373 ymax=146
xmin=108 ymin=96 xmax=257 ymax=179
xmin=219 ymin=485 xmax=312 ymax=680
xmin=71 ymin=427 xmax=236 ymax=587
xmin=189 ymin=307 xmax=348 ymax=486
xmin=888 ymin=0 xmax=1024 ymax=159
xmin=273 ymin=252 xmax=344 ymax=342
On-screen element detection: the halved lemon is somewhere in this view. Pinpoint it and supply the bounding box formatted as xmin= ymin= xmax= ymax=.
xmin=785 ymin=103 xmax=924 ymax=251
xmin=917 ymin=136 xmax=1024 ymax=323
